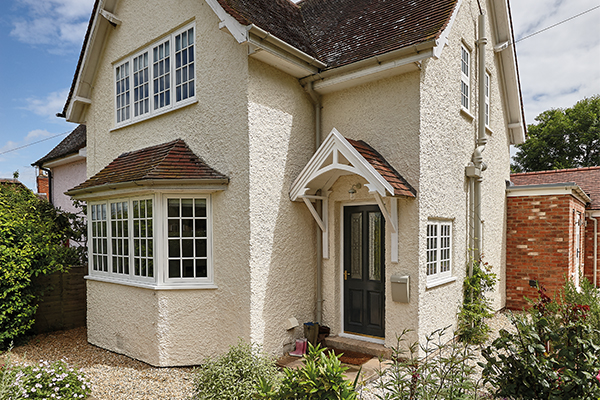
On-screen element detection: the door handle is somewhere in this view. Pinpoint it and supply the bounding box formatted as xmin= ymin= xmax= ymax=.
xmin=344 ymin=270 xmax=348 ymax=280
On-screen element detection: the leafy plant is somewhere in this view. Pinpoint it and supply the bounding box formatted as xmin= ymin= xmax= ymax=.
xmin=0 ymin=185 xmax=84 ymax=348
xmin=481 ymin=282 xmax=600 ymax=399
xmin=374 ymin=327 xmax=481 ymax=400
xmin=1 ymin=356 xmax=91 ymax=400
xmin=256 ymin=342 xmax=359 ymax=400
xmin=457 ymin=259 xmax=497 ymax=345
xmin=193 ymin=340 xmax=279 ymax=400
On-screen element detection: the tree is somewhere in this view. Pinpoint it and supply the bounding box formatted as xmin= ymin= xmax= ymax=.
xmin=512 ymin=95 xmax=600 ymax=172
xmin=0 ymin=184 xmax=84 ymax=347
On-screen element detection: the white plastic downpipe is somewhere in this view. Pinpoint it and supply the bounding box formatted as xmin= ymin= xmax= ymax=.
xmin=305 ymin=81 xmax=323 ymax=324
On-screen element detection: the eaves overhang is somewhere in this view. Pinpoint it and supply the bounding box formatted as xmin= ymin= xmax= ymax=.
xmin=66 ymin=178 xmax=229 ymax=201
xmin=61 ymin=0 xmax=120 ymax=123
xmin=489 ymin=0 xmax=526 ymax=144
xmin=506 ymin=182 xmax=591 ymax=205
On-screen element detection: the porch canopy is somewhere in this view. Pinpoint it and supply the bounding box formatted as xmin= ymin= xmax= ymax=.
xmin=290 ymin=128 xmax=416 ymax=260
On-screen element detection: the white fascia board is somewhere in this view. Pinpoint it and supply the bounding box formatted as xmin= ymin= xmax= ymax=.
xmin=43 ymin=153 xmax=87 ymax=169
xmin=66 ymin=0 xmax=120 ymax=123
xmin=506 ymin=183 xmax=591 ymax=204
xmin=432 ymin=0 xmax=462 ymax=59
xmin=290 ymin=128 xmax=394 ymax=201
xmin=67 ymin=180 xmax=228 ymax=200
xmin=489 ymin=0 xmax=526 ymax=145
xmin=312 ymin=49 xmax=432 ymax=94
xmin=204 ymin=0 xmax=248 ymax=43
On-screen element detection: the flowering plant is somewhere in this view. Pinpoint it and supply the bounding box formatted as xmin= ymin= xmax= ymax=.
xmin=4 ymin=358 xmax=91 ymax=399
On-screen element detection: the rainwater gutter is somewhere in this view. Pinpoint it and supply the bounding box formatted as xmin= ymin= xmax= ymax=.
xmin=589 ymin=214 xmax=598 ymax=288
xmin=305 ymin=81 xmax=323 ymax=325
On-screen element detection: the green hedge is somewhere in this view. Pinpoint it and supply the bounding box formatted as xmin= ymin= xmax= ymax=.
xmin=0 ymin=185 xmax=83 ymax=347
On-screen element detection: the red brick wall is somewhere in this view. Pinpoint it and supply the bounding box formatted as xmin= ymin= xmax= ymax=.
xmin=584 ymin=218 xmax=599 ymax=287
xmin=37 ymin=173 xmax=49 ymax=200
xmin=506 ymin=194 xmax=586 ymax=310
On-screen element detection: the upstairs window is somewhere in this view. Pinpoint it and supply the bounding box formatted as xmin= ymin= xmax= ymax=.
xmin=426 ymin=220 xmax=452 ymax=283
xmin=114 ymin=22 xmax=195 ymax=127
xmin=460 ymin=45 xmax=470 ymax=111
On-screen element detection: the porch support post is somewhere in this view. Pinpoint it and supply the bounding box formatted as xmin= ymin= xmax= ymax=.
xmin=301 ymin=193 xmax=330 ymax=259
xmin=373 ymin=193 xmax=399 ymax=263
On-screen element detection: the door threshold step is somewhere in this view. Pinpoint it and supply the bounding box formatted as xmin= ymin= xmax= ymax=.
xmin=323 ymin=336 xmax=392 ymax=359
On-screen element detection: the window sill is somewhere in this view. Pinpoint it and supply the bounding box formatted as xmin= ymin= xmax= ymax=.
xmin=485 ymin=125 xmax=494 ymax=135
xmin=460 ymin=108 xmax=474 ymax=121
xmin=110 ymin=99 xmax=199 ymax=132
xmin=426 ymin=276 xmax=457 ymax=289
xmin=85 ymin=274 xmax=218 ymax=290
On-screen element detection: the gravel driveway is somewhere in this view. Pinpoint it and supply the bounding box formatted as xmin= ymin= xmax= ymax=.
xmin=3 ymin=327 xmax=195 ymax=400
xmin=3 ymin=312 xmax=516 ymax=400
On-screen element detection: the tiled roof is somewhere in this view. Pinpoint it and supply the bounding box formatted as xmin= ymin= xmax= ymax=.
xmin=68 ymin=139 xmax=228 ymax=193
xmin=33 ymin=125 xmax=87 ymax=166
xmin=0 ymin=178 xmax=26 ymax=188
xmin=220 ymin=0 xmax=458 ymax=68
xmin=347 ymin=138 xmax=416 ymax=198
xmin=511 ymin=167 xmax=600 ymax=210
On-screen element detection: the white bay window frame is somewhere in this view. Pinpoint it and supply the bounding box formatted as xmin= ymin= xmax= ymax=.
xmin=87 ymin=191 xmax=214 ymax=289
xmin=113 ymin=22 xmax=196 ymax=128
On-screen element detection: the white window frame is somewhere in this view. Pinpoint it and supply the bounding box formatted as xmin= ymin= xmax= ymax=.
xmin=426 ymin=220 xmax=453 ymax=285
xmin=484 ymin=71 xmax=490 ymax=127
xmin=87 ymin=192 xmax=214 ymax=288
xmin=113 ymin=22 xmax=196 ymax=128
xmin=460 ymin=44 xmax=471 ymax=112
xmin=163 ymin=195 xmax=213 ymax=285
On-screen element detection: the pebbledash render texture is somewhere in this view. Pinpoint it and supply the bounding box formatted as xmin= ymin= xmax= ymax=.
xmin=56 ymin=0 xmax=525 ymax=366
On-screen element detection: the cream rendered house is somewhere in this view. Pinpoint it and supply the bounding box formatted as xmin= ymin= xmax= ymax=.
xmin=61 ymin=0 xmax=525 ymax=366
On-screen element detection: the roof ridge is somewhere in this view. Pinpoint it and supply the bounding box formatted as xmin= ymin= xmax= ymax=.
xmin=511 ymin=166 xmax=600 ymax=176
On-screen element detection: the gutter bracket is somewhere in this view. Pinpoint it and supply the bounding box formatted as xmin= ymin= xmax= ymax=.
xmin=99 ymin=9 xmax=122 ymax=26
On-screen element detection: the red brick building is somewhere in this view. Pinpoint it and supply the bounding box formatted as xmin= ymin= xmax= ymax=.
xmin=507 ymin=167 xmax=600 ymax=309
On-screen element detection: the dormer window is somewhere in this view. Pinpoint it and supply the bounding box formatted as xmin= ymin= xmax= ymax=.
xmin=114 ymin=22 xmax=196 ymax=127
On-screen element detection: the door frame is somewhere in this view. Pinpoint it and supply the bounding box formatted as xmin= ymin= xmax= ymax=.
xmin=339 ymin=202 xmax=386 ymax=344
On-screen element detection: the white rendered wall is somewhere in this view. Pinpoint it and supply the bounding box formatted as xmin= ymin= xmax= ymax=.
xmin=247 ymin=59 xmax=317 ymax=355
xmin=416 ymin=0 xmax=512 ymax=342
xmin=82 ymin=0 xmax=253 ymax=366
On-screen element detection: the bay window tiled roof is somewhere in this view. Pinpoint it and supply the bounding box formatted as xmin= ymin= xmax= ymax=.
xmin=68 ymin=139 xmax=228 ymax=193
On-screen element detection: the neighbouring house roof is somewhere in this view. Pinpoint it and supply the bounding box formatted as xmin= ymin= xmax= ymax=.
xmin=66 ymin=139 xmax=228 ymax=195
xmin=290 ymin=128 xmax=416 ymax=201
xmin=217 ymin=0 xmax=458 ymax=68
xmin=346 ymin=138 xmax=416 ymax=198
xmin=33 ymin=125 xmax=87 ymax=167
xmin=0 ymin=178 xmax=26 ymax=188
xmin=511 ymin=167 xmax=600 ymax=210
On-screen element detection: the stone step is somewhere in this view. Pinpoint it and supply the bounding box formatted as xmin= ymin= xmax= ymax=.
xmin=323 ymin=336 xmax=392 ymax=359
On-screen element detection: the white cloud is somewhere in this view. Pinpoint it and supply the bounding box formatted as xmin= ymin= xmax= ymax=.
xmin=25 ymin=89 xmax=70 ymax=120
xmin=510 ymin=0 xmax=600 ymax=123
xmin=25 ymin=129 xmax=55 ymax=141
xmin=10 ymin=0 xmax=94 ymax=51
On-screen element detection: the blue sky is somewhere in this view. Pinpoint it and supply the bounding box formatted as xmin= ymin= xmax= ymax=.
xmin=0 ymin=0 xmax=599 ymax=191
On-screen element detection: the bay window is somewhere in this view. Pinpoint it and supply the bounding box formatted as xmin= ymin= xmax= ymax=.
xmin=88 ymin=193 xmax=212 ymax=287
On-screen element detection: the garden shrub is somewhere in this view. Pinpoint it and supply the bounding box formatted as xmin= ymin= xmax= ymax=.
xmin=256 ymin=342 xmax=359 ymax=400
xmin=0 ymin=185 xmax=84 ymax=348
xmin=481 ymin=281 xmax=600 ymax=399
xmin=457 ymin=259 xmax=497 ymax=345
xmin=193 ymin=340 xmax=279 ymax=400
xmin=0 ymin=354 xmax=90 ymax=400
xmin=374 ymin=327 xmax=481 ymax=400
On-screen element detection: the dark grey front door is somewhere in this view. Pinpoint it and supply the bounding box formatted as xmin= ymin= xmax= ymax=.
xmin=343 ymin=205 xmax=385 ymax=338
